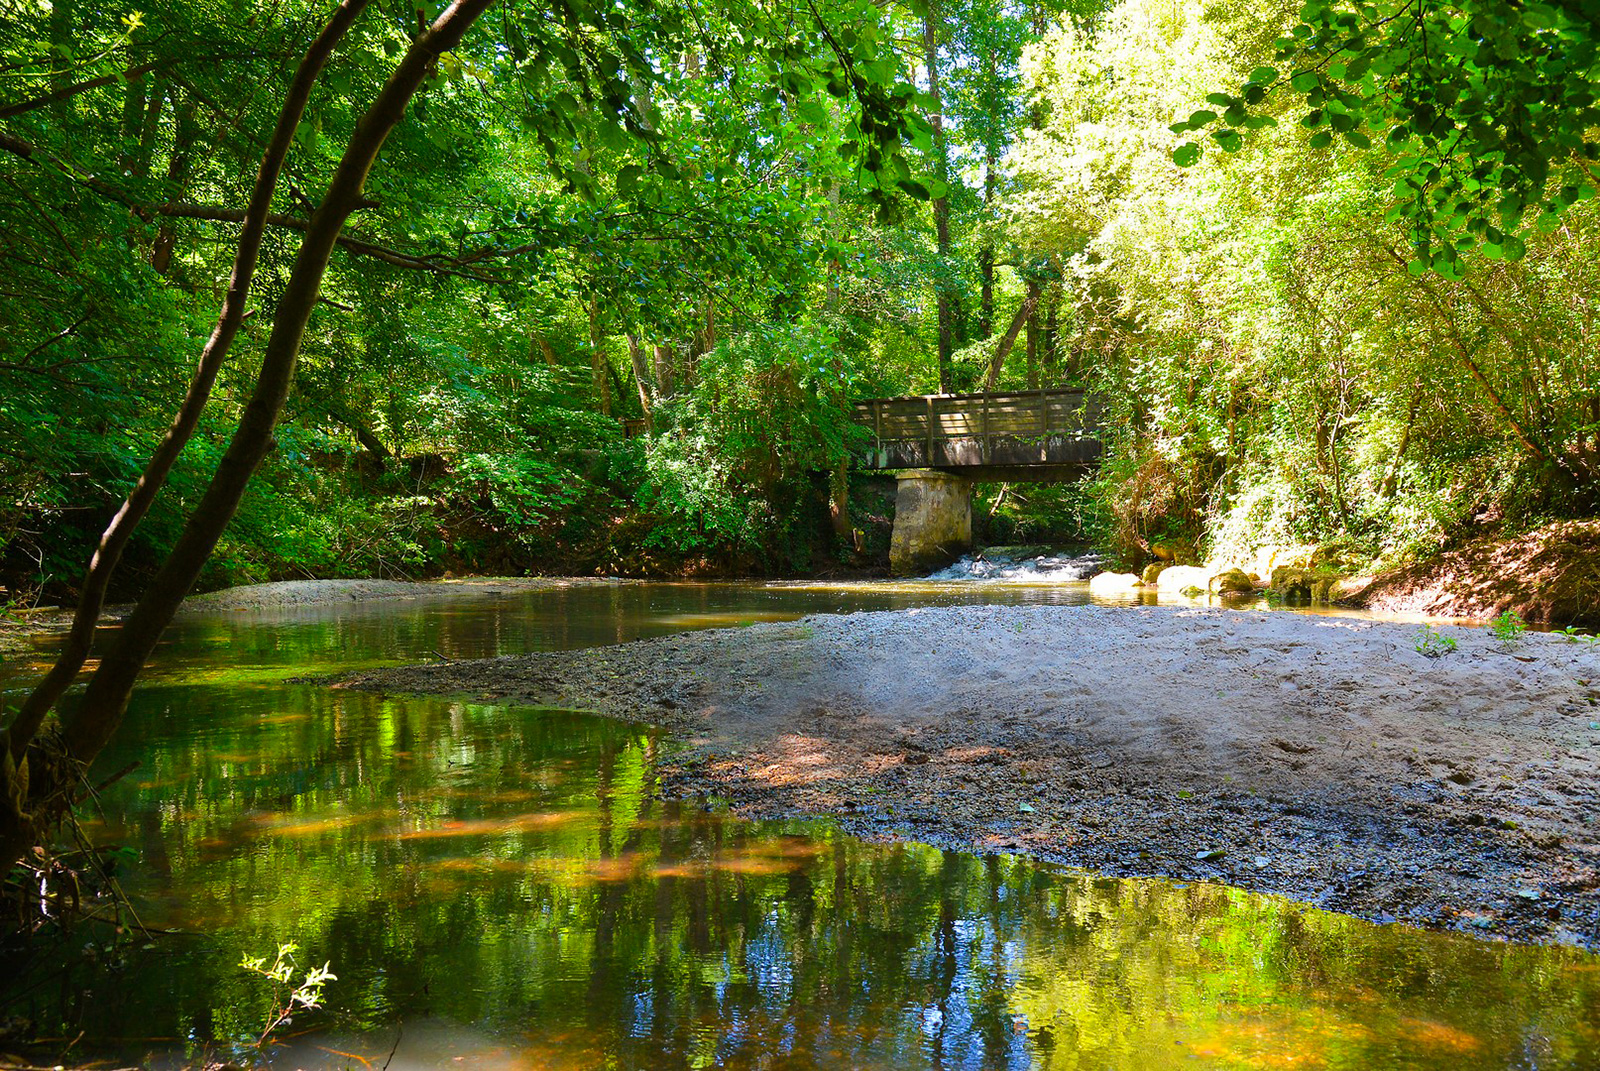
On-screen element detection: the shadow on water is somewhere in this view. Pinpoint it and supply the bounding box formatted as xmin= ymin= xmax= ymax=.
xmin=3 ymin=581 xmax=1598 ymax=1069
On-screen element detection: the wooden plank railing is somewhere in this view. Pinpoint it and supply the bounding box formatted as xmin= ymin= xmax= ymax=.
xmin=621 ymin=389 xmax=1104 ymax=471
xmin=854 ymin=389 xmax=1101 ymax=440
xmin=851 ymin=389 xmax=1103 ymax=470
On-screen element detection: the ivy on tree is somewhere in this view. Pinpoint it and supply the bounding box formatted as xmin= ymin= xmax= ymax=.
xmin=1170 ymin=0 xmax=1600 ymax=276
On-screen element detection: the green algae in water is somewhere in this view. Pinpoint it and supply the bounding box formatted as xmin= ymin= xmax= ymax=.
xmin=5 ymin=583 xmax=1600 ymax=1068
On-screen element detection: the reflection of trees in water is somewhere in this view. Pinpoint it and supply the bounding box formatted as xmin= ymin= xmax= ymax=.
xmin=16 ymin=684 xmax=1600 ymax=1069
xmin=146 ymin=580 xmax=1112 ymax=681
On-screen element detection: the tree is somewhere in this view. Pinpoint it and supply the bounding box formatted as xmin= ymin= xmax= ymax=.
xmin=1008 ymin=0 xmax=1600 ymax=567
xmin=0 ymin=0 xmax=928 ymax=882
xmin=1172 ymin=0 xmax=1600 ymax=276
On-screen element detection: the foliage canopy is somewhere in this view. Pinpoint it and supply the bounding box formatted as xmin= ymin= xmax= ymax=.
xmin=1172 ymin=0 xmax=1600 ymax=276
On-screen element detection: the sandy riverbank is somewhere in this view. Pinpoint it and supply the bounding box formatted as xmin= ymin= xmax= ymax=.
xmin=340 ymin=603 xmax=1600 ymax=949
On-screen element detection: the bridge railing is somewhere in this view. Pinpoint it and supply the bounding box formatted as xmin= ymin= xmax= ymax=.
xmin=851 ymin=389 xmax=1103 ymax=471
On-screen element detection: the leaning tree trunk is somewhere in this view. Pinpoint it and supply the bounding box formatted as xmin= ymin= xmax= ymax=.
xmin=3 ymin=0 xmax=373 ymax=770
xmin=626 ymin=333 xmax=656 ymax=435
xmin=2 ymin=0 xmax=494 ymax=880
xmin=985 ymin=284 xmax=1041 ymax=391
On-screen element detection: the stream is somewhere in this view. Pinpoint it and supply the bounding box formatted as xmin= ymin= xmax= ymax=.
xmin=2 ymin=579 xmax=1598 ymax=1069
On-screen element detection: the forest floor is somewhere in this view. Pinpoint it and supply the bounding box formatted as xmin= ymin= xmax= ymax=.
xmin=340 ymin=604 xmax=1600 ymax=950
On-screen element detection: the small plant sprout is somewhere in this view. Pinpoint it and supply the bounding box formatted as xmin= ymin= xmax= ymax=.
xmin=240 ymin=943 xmax=336 ymax=1048
xmin=1489 ymin=609 xmax=1527 ymax=649
xmin=1414 ymin=624 xmax=1457 ymax=658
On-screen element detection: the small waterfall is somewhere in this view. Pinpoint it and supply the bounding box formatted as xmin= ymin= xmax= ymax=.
xmin=927 ymin=546 xmax=1103 ymax=581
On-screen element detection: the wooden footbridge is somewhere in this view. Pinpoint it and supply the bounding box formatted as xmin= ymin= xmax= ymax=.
xmin=852 ymin=388 xmax=1104 ymax=479
xmin=622 ymin=388 xmax=1106 ymax=575
xmin=847 ymin=388 xmax=1105 ymax=575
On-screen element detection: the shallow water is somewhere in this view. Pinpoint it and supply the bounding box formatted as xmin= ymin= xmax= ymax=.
xmin=4 ymin=580 xmax=1599 ymax=1069
xmin=926 ymin=549 xmax=1103 ymax=581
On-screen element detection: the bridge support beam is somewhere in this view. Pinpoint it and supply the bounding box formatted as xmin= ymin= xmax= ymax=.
xmin=889 ymin=469 xmax=972 ymax=577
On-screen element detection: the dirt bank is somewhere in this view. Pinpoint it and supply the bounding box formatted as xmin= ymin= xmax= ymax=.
xmin=1354 ymin=520 xmax=1600 ymax=627
xmin=339 ymin=604 xmax=1600 ymax=949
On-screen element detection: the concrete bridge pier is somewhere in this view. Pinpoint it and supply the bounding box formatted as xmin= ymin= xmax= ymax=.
xmin=889 ymin=469 xmax=972 ymax=577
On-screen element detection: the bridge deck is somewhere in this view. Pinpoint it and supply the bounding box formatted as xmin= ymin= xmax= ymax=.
xmin=853 ymin=389 xmax=1104 ymax=478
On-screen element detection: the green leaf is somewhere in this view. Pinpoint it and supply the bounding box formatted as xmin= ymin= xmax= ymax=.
xmin=1249 ymin=66 xmax=1279 ymax=84
xmin=1187 ymin=109 xmax=1218 ymax=127
xmin=906 ymin=114 xmax=934 ymax=154
xmin=1172 ymin=142 xmax=1202 ymax=167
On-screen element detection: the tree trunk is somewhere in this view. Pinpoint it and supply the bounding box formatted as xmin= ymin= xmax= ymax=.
xmin=923 ymin=3 xmax=960 ymax=392
xmin=978 ymin=151 xmax=995 ymax=340
xmin=47 ymin=0 xmax=74 ymax=124
xmin=117 ymin=72 xmax=146 ymax=172
xmin=985 ymin=285 xmax=1040 ymax=391
xmin=3 ymin=0 xmax=373 ymax=770
xmin=531 ymin=331 xmax=557 ymax=366
xmin=829 ymin=464 xmax=853 ymax=551
xmin=977 ymin=33 xmax=998 ymax=341
xmin=1025 ymin=296 xmax=1040 ymax=390
xmin=1042 ymin=288 xmax=1061 ymax=384
xmin=652 ymin=343 xmax=674 ymax=400
xmin=307 ymin=386 xmax=391 ymax=469
xmin=2 ymin=0 xmax=493 ymax=881
xmin=590 ymin=294 xmax=613 ymax=416
xmin=1379 ymin=384 xmax=1422 ymax=499
xmin=626 ymin=333 xmax=656 ymax=435
xmin=151 ymin=92 xmax=201 ymax=275
xmin=1400 ymin=254 xmax=1558 ymax=470
xmin=131 ymin=73 xmax=168 ymax=179
xmin=61 ymin=0 xmax=494 ymax=768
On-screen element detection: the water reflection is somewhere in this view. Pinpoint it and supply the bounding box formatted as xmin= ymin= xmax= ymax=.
xmin=1 ymin=583 xmax=1595 ymax=1069
xmin=0 ymin=580 xmax=1437 ymax=695
xmin=3 ymin=688 xmax=1591 ymax=1070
